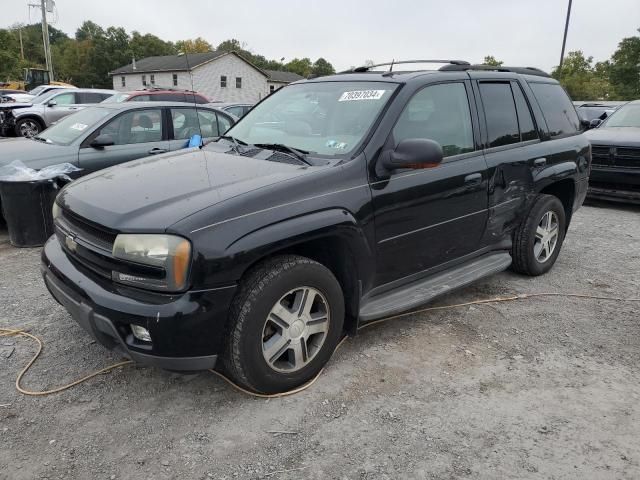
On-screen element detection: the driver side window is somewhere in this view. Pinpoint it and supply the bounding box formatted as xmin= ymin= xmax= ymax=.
xmin=393 ymin=83 xmax=474 ymax=158
xmin=53 ymin=92 xmax=77 ymax=105
xmin=98 ymin=109 xmax=163 ymax=145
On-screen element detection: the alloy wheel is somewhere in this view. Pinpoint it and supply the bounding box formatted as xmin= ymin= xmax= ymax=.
xmin=19 ymin=120 xmax=40 ymax=138
xmin=534 ymin=211 xmax=559 ymax=263
xmin=262 ymin=286 xmax=330 ymax=373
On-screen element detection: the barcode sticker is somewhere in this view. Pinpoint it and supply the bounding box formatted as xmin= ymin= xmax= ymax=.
xmin=338 ymin=90 xmax=386 ymax=102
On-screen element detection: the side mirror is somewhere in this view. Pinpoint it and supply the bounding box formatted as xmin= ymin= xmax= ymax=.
xmin=589 ymin=118 xmax=602 ymax=129
xmin=90 ymin=133 xmax=115 ymax=148
xmin=382 ymin=138 xmax=443 ymax=171
xmin=47 ymin=100 xmax=57 ymax=107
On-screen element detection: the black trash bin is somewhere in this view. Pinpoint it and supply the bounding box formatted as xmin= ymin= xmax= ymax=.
xmin=0 ymin=178 xmax=62 ymax=247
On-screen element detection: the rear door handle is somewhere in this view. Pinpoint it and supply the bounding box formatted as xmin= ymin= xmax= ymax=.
xmin=148 ymin=148 xmax=168 ymax=155
xmin=464 ymin=173 xmax=482 ymax=186
xmin=534 ymin=157 xmax=547 ymax=167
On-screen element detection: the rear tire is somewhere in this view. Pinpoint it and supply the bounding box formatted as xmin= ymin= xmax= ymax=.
xmin=511 ymin=194 xmax=566 ymax=276
xmin=224 ymin=255 xmax=345 ymax=394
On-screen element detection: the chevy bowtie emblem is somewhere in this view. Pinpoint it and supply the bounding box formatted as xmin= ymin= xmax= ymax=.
xmin=65 ymin=234 xmax=78 ymax=252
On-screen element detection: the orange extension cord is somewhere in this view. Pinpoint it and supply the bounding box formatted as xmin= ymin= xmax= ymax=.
xmin=2 ymin=291 xmax=639 ymax=399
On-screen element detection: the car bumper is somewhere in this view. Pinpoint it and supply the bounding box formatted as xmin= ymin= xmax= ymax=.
xmin=588 ymin=166 xmax=640 ymax=203
xmin=41 ymin=236 xmax=237 ymax=371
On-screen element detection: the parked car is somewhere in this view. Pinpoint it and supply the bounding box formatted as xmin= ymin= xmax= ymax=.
xmin=574 ymin=101 xmax=624 ymax=123
xmin=28 ymin=84 xmax=77 ymax=97
xmin=209 ymin=102 xmax=254 ymax=118
xmin=0 ymin=102 xmax=235 ymax=174
xmin=585 ymin=99 xmax=640 ymax=203
xmin=42 ymin=60 xmax=590 ymax=394
xmin=0 ymin=89 xmax=31 ymax=104
xmin=0 ymin=88 xmax=116 ymax=138
xmin=102 ymin=88 xmax=210 ymax=104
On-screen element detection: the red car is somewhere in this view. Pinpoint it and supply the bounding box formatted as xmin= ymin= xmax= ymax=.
xmin=104 ymin=88 xmax=210 ymax=104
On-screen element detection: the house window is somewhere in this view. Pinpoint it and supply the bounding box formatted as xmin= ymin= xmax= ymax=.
xmin=150 ymin=74 xmax=155 ymax=85
xmin=172 ymin=74 xmax=178 ymax=87
xmin=142 ymin=75 xmax=147 ymax=86
xmin=236 ymin=77 xmax=242 ymax=88
xmin=269 ymin=85 xmax=275 ymax=93
xmin=220 ymin=75 xmax=227 ymax=88
xmin=121 ymin=76 xmax=126 ymax=87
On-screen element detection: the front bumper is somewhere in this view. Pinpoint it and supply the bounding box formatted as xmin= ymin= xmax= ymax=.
xmin=588 ymin=166 xmax=640 ymax=204
xmin=41 ymin=236 xmax=237 ymax=371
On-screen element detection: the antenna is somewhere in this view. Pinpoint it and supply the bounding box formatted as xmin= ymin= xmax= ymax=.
xmin=389 ymin=59 xmax=394 ymax=72
xmin=179 ymin=50 xmax=204 ymax=148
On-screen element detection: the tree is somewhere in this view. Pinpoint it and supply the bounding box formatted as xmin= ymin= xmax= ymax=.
xmin=482 ymin=55 xmax=503 ymax=66
xmin=285 ymin=58 xmax=313 ymax=77
xmin=312 ymin=58 xmax=335 ymax=76
xmin=552 ymin=50 xmax=612 ymax=100
xmin=175 ymin=37 xmax=213 ymax=54
xmin=609 ymin=29 xmax=640 ymax=100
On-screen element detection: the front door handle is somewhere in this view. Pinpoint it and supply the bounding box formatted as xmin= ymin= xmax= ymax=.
xmin=148 ymin=148 xmax=168 ymax=155
xmin=534 ymin=157 xmax=547 ymax=167
xmin=464 ymin=173 xmax=482 ymax=186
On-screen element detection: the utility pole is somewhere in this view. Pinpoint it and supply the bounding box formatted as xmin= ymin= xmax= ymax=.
xmin=558 ymin=0 xmax=573 ymax=79
xmin=18 ymin=28 xmax=25 ymax=60
xmin=40 ymin=0 xmax=54 ymax=81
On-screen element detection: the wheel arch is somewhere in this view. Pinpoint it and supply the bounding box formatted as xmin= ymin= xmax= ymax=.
xmin=538 ymin=178 xmax=575 ymax=229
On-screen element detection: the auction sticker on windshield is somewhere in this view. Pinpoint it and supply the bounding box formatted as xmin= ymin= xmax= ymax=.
xmin=339 ymin=90 xmax=386 ymax=102
xmin=70 ymin=123 xmax=88 ymax=131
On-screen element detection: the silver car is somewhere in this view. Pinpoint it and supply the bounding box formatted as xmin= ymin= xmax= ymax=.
xmin=0 ymin=102 xmax=235 ymax=174
xmin=0 ymin=88 xmax=116 ymax=138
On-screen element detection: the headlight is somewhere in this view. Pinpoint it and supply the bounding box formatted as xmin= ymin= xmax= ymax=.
xmin=111 ymin=234 xmax=192 ymax=292
xmin=52 ymin=202 xmax=60 ymax=221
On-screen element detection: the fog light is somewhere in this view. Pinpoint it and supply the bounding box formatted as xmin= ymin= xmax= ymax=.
xmin=131 ymin=324 xmax=151 ymax=342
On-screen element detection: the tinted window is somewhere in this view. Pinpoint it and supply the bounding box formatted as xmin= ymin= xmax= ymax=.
xmin=393 ymin=82 xmax=474 ymax=157
xmin=158 ymin=93 xmax=187 ymax=102
xmin=130 ymin=94 xmax=151 ymax=102
xmin=78 ymin=92 xmax=110 ymax=104
xmin=97 ymin=109 xmax=163 ymax=145
xmin=529 ymin=83 xmax=580 ymax=137
xmin=512 ymin=83 xmax=538 ymax=141
xmin=53 ymin=92 xmax=77 ymax=105
xmin=479 ymin=83 xmax=519 ymax=147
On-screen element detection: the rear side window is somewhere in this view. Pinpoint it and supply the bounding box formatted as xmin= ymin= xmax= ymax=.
xmin=479 ymin=82 xmax=520 ymax=148
xmin=511 ymin=83 xmax=538 ymax=141
xmin=78 ymin=92 xmax=110 ymax=104
xmin=529 ymin=82 xmax=580 ymax=137
xmin=393 ymin=82 xmax=474 ymax=157
xmin=130 ymin=94 xmax=151 ymax=102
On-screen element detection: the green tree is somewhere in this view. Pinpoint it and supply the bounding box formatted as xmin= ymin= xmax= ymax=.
xmin=609 ymin=29 xmax=640 ymax=100
xmin=285 ymin=57 xmax=313 ymax=77
xmin=312 ymin=57 xmax=335 ymax=76
xmin=175 ymin=37 xmax=212 ymax=53
xmin=552 ymin=50 xmax=612 ymax=100
xmin=482 ymin=55 xmax=503 ymax=66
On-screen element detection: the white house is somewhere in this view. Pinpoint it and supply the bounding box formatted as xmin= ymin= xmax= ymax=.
xmin=109 ymin=51 xmax=303 ymax=103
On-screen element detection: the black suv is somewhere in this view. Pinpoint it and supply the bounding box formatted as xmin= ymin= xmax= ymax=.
xmin=42 ymin=60 xmax=590 ymax=393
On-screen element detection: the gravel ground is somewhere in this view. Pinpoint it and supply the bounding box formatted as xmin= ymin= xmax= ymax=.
xmin=0 ymin=201 xmax=639 ymax=480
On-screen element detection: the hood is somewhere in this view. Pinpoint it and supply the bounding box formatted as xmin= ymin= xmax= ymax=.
xmin=0 ymin=137 xmax=78 ymax=170
xmin=58 ymin=147 xmax=318 ymax=232
xmin=0 ymin=101 xmax=34 ymax=110
xmin=585 ymin=127 xmax=640 ymax=147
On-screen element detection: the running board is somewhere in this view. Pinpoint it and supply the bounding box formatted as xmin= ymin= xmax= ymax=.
xmin=359 ymin=252 xmax=512 ymax=322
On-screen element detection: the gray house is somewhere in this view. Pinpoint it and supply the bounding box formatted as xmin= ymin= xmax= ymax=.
xmin=109 ymin=51 xmax=304 ymax=103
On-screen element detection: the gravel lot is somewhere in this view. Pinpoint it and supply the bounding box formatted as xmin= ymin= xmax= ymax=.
xmin=0 ymin=201 xmax=639 ymax=480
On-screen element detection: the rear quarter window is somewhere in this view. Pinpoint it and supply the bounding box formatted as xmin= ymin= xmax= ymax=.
xmin=528 ymin=82 xmax=580 ymax=137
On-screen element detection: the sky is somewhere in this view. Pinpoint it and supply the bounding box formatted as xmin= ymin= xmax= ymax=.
xmin=3 ymin=0 xmax=639 ymax=73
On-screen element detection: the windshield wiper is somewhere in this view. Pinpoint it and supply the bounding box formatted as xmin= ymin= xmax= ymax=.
xmin=32 ymin=136 xmax=50 ymax=143
xmin=254 ymin=143 xmax=312 ymax=165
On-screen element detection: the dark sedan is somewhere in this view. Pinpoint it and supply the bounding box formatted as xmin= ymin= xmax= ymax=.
xmin=0 ymin=101 xmax=235 ymax=174
xmin=585 ymin=100 xmax=640 ymax=203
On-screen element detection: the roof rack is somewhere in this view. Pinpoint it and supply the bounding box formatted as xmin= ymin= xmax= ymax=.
xmin=343 ymin=59 xmax=470 ymax=73
xmin=438 ymin=64 xmax=551 ymax=78
xmin=140 ymin=86 xmax=198 ymax=93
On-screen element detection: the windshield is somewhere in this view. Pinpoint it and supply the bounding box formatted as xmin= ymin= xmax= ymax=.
xmin=222 ymin=81 xmax=398 ymax=157
xmin=32 ymin=89 xmax=65 ymax=104
xmin=603 ymin=103 xmax=640 ymax=128
xmin=37 ymin=107 xmax=111 ymax=145
xmin=29 ymin=85 xmax=47 ymax=96
xmin=102 ymin=92 xmax=131 ymax=103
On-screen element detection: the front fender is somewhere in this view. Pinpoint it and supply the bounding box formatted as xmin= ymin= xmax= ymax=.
xmin=190 ymin=208 xmax=374 ymax=290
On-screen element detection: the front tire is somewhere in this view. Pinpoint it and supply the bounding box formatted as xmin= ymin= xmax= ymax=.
xmin=15 ymin=118 xmax=43 ymax=138
xmin=511 ymin=194 xmax=567 ymax=276
xmin=224 ymin=255 xmax=345 ymax=394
